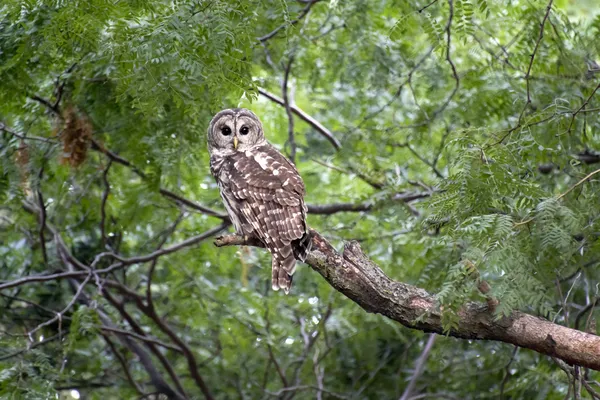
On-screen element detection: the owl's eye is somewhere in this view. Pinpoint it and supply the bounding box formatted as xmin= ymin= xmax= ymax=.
xmin=221 ymin=126 xmax=232 ymax=136
xmin=240 ymin=126 xmax=249 ymax=135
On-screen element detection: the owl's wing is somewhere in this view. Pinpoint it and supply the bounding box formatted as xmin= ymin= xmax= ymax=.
xmin=227 ymin=144 xmax=309 ymax=293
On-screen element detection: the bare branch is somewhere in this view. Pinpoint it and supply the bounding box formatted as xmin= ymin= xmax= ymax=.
xmin=258 ymin=89 xmax=341 ymax=150
xmin=27 ymin=273 xmax=92 ymax=337
xmin=100 ymin=160 xmax=112 ymax=249
xmin=567 ymin=82 xmax=600 ymax=134
xmin=399 ymin=334 xmax=437 ymax=400
xmin=417 ymin=0 xmax=439 ymax=13
xmin=522 ymin=0 xmax=554 ymax=118
xmin=103 ymin=335 xmax=145 ymax=395
xmin=258 ymin=0 xmax=323 ymax=42
xmin=90 ymin=139 xmax=228 ymax=219
xmin=306 ymin=191 xmax=433 ymax=215
xmin=0 ymin=122 xmax=56 ymax=144
xmin=100 ymin=326 xmax=183 ymax=353
xmin=282 ymin=56 xmax=297 ymax=164
xmin=96 ymin=308 xmax=185 ymax=400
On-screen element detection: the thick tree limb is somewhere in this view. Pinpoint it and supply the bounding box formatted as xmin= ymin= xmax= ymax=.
xmin=214 ymin=231 xmax=600 ymax=371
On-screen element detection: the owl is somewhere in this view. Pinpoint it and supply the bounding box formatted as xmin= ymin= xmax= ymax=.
xmin=207 ymin=108 xmax=312 ymax=294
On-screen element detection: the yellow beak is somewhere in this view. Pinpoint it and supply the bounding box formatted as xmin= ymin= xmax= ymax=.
xmin=233 ymin=136 xmax=238 ymax=150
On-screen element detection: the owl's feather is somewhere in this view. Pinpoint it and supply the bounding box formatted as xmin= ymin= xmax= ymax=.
xmin=210 ymin=142 xmax=311 ymax=294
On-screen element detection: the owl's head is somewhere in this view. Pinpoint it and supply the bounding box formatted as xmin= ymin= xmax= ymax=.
xmin=207 ymin=108 xmax=266 ymax=154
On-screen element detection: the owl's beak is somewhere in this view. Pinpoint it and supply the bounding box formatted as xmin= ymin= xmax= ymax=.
xmin=233 ymin=136 xmax=239 ymax=150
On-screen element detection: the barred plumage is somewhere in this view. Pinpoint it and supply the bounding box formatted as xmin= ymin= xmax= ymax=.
xmin=208 ymin=108 xmax=312 ymax=294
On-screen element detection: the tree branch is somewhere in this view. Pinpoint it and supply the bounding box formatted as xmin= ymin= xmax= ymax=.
xmin=214 ymin=231 xmax=600 ymax=371
xmin=90 ymin=139 xmax=228 ymax=219
xmin=258 ymin=0 xmax=323 ymax=42
xmin=258 ymin=88 xmax=341 ymax=150
xmin=282 ymin=56 xmax=297 ymax=164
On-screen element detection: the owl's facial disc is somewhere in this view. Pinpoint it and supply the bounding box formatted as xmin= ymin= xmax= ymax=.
xmin=234 ymin=114 xmax=265 ymax=152
xmin=208 ymin=108 xmax=265 ymax=153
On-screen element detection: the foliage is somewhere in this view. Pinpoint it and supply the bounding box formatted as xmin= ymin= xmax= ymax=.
xmin=0 ymin=0 xmax=600 ymax=399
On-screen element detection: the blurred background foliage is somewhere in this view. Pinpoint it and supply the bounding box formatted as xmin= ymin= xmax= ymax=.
xmin=1 ymin=0 xmax=600 ymax=399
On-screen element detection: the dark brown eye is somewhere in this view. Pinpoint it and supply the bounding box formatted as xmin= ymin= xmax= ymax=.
xmin=240 ymin=126 xmax=249 ymax=135
xmin=221 ymin=126 xmax=232 ymax=136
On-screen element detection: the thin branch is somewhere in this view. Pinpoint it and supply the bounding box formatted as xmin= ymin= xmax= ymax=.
xmin=556 ymin=167 xmax=600 ymax=200
xmin=95 ymin=309 xmax=185 ymax=400
xmin=0 ymin=122 xmax=56 ymax=144
xmin=439 ymin=0 xmax=460 ymax=120
xmin=102 ymin=290 xmax=189 ymax=399
xmin=90 ymin=139 xmax=228 ymax=219
xmin=36 ymin=181 xmax=49 ymax=266
xmin=103 ymin=335 xmax=145 ymax=395
xmin=100 ymin=326 xmax=183 ymax=353
xmin=0 ymin=332 xmax=65 ymax=361
xmin=146 ymin=212 xmax=186 ymax=306
xmin=522 ymin=0 xmax=554 ymax=117
xmin=305 ymin=191 xmax=432 ymax=215
xmin=30 ymin=95 xmax=60 ymax=115
xmin=567 ymin=82 xmax=600 ymax=134
xmin=399 ymin=334 xmax=437 ymax=400
xmin=417 ymin=0 xmax=439 ymax=13
xmin=282 ymin=56 xmax=297 ymax=164
xmin=27 ymin=273 xmax=92 ymax=337
xmin=0 ymin=222 xmax=228 ymax=291
xmin=395 ymin=142 xmax=444 ymax=179
xmin=100 ymin=160 xmax=112 ymax=249
xmin=258 ymin=89 xmax=341 ymax=149
xmin=258 ymin=0 xmax=323 ymax=42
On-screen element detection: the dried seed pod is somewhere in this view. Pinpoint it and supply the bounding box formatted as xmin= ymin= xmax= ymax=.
xmin=61 ymin=106 xmax=92 ymax=167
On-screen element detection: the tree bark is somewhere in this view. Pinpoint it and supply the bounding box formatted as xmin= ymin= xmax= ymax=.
xmin=214 ymin=229 xmax=600 ymax=371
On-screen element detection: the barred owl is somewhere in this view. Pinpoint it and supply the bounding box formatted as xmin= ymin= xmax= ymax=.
xmin=208 ymin=108 xmax=312 ymax=294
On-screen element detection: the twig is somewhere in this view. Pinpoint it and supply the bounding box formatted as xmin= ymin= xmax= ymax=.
xmin=399 ymin=334 xmax=437 ymax=400
xmin=522 ymin=0 xmax=554 ymax=118
xmin=0 ymin=122 xmax=56 ymax=144
xmin=100 ymin=326 xmax=183 ymax=353
xmin=90 ymin=139 xmax=228 ymax=219
xmin=514 ymin=167 xmax=600 ymax=227
xmin=264 ymin=308 xmax=289 ymax=388
xmin=395 ymin=142 xmax=444 ymax=179
xmin=418 ymin=0 xmax=439 ymax=13
xmin=0 ymin=223 xmax=228 ymax=291
xmin=100 ymin=161 xmax=112 ymax=249
xmin=146 ymin=212 xmax=186 ymax=306
xmin=567 ymin=82 xmax=600 ymax=134
xmin=30 ymin=95 xmax=60 ymax=115
xmin=103 ymin=290 xmax=189 ymax=399
xmin=258 ymin=89 xmax=341 ymax=149
xmin=557 ymin=167 xmax=600 ymax=200
xmin=0 ymin=332 xmax=65 ymax=361
xmin=499 ymin=346 xmax=519 ymax=399
xmin=95 ymin=308 xmax=185 ymax=400
xmin=493 ymin=0 xmax=554 ymax=146
xmin=27 ymin=273 xmax=92 ymax=337
xmin=36 ymin=168 xmax=49 ymax=266
xmin=258 ymin=0 xmax=323 ymax=42
xmin=103 ymin=335 xmax=145 ymax=395
xmin=282 ymin=56 xmax=297 ymax=164
xmin=441 ymin=0 xmax=460 ymax=119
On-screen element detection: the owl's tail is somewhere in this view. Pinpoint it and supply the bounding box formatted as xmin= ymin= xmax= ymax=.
xmin=271 ymin=231 xmax=313 ymax=294
xmin=271 ymin=244 xmax=296 ymax=295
